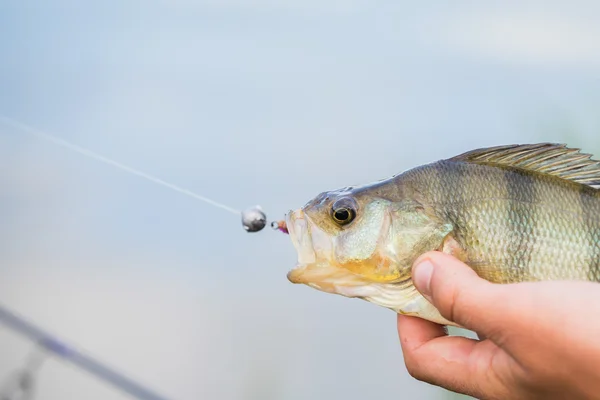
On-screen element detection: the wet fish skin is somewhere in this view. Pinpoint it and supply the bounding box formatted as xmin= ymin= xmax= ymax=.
xmin=285 ymin=143 xmax=600 ymax=326
xmin=403 ymin=154 xmax=600 ymax=283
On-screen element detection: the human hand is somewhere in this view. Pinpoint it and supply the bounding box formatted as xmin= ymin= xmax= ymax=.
xmin=397 ymin=251 xmax=600 ymax=400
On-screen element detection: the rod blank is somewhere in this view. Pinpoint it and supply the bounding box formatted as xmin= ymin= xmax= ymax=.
xmin=0 ymin=304 xmax=172 ymax=400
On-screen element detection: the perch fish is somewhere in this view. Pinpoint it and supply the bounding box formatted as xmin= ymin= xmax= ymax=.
xmin=285 ymin=143 xmax=600 ymax=326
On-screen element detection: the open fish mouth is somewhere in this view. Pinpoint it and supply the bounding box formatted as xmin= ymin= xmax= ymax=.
xmin=285 ymin=209 xmax=375 ymax=295
xmin=285 ymin=208 xmax=343 ymax=292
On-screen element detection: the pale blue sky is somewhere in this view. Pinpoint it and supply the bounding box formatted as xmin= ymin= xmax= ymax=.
xmin=1 ymin=1 xmax=600 ymax=399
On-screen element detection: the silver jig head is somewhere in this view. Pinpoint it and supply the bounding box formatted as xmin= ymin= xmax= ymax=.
xmin=241 ymin=206 xmax=267 ymax=232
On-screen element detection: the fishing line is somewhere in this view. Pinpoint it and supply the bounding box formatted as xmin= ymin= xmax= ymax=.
xmin=0 ymin=115 xmax=241 ymax=216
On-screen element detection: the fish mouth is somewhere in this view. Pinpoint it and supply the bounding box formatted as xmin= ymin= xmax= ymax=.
xmin=285 ymin=209 xmax=379 ymax=295
xmin=285 ymin=208 xmax=342 ymax=292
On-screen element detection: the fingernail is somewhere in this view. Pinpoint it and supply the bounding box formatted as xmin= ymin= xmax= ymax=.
xmin=413 ymin=259 xmax=434 ymax=296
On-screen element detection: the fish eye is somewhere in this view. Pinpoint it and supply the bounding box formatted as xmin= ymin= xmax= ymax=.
xmin=331 ymin=197 xmax=357 ymax=225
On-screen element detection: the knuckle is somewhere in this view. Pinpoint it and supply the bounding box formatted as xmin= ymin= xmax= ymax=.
xmin=404 ymin=359 xmax=426 ymax=381
xmin=449 ymin=285 xmax=469 ymax=323
xmin=402 ymin=349 xmax=429 ymax=382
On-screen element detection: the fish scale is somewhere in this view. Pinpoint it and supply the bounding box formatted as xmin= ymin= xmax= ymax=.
xmin=409 ymin=160 xmax=600 ymax=283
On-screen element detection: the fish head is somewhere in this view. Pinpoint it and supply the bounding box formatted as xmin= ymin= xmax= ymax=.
xmin=286 ymin=187 xmax=396 ymax=284
xmin=286 ymin=184 xmax=454 ymax=323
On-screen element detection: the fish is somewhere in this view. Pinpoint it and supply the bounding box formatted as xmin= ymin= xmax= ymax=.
xmin=285 ymin=143 xmax=600 ymax=326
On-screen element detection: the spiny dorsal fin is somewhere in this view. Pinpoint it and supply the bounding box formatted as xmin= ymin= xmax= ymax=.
xmin=449 ymin=143 xmax=600 ymax=187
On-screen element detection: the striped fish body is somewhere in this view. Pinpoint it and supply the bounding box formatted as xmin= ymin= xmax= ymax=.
xmin=403 ymin=156 xmax=600 ymax=283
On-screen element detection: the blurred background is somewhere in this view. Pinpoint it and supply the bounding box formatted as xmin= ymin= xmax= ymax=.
xmin=1 ymin=1 xmax=600 ymax=399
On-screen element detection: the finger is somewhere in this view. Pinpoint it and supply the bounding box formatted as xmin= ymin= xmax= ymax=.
xmin=397 ymin=314 xmax=492 ymax=398
xmin=397 ymin=314 xmax=447 ymax=353
xmin=412 ymin=251 xmax=506 ymax=339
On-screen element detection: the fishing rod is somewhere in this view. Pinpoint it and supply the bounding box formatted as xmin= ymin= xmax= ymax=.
xmin=0 ymin=303 xmax=171 ymax=400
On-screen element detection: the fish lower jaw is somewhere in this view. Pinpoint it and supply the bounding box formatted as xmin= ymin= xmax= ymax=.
xmin=287 ymin=264 xmax=456 ymax=326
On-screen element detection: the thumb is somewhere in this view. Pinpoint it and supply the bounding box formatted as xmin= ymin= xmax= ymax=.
xmin=412 ymin=251 xmax=504 ymax=335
